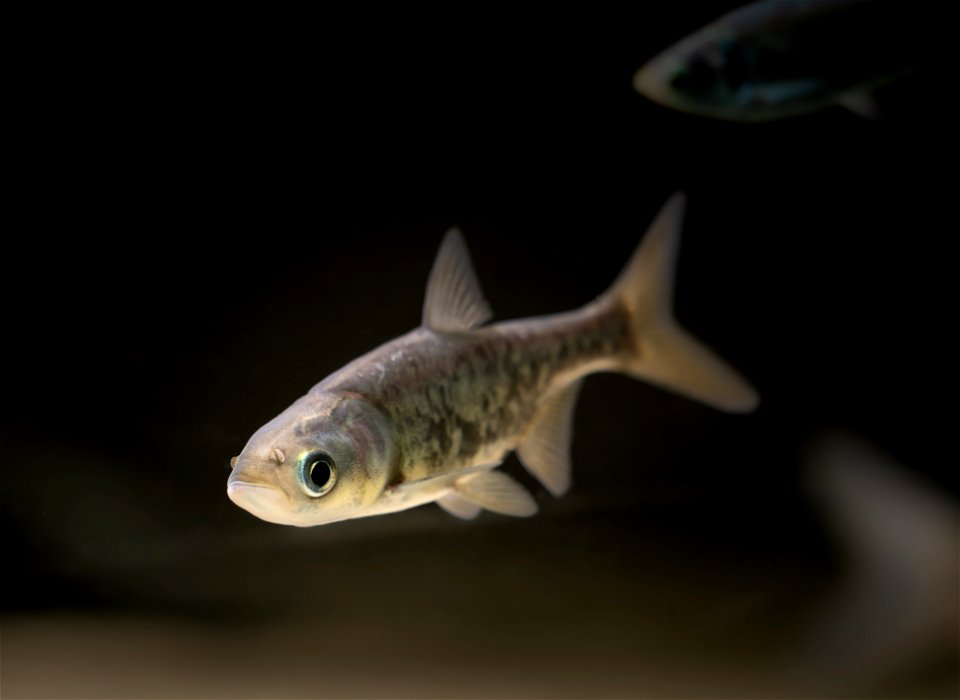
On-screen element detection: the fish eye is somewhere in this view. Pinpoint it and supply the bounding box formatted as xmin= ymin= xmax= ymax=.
xmin=300 ymin=452 xmax=337 ymax=497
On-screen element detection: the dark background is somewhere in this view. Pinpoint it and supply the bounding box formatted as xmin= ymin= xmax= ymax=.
xmin=3 ymin=4 xmax=955 ymax=698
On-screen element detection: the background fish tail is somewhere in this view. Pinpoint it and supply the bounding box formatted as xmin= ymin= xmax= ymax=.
xmin=605 ymin=193 xmax=759 ymax=413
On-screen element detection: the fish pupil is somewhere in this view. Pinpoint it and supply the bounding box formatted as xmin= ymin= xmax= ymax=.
xmin=310 ymin=458 xmax=333 ymax=488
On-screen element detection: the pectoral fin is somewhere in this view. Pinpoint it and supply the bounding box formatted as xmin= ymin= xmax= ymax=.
xmin=453 ymin=471 xmax=538 ymax=517
xmin=516 ymin=379 xmax=582 ymax=496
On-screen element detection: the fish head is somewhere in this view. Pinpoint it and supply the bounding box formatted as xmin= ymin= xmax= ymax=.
xmin=634 ymin=28 xmax=763 ymax=121
xmin=227 ymin=392 xmax=396 ymax=526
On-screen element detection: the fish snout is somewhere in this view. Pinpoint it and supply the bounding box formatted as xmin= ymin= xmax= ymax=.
xmin=633 ymin=62 xmax=660 ymax=99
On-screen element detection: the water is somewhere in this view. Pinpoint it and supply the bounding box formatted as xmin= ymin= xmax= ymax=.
xmin=3 ymin=4 xmax=956 ymax=697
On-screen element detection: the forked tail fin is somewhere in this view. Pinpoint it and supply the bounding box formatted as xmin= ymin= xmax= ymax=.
xmin=605 ymin=193 xmax=759 ymax=412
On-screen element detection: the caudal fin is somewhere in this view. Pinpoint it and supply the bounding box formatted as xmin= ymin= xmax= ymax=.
xmin=607 ymin=193 xmax=759 ymax=412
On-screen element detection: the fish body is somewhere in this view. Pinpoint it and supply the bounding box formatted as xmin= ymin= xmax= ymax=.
xmin=331 ymin=312 xmax=625 ymax=476
xmin=227 ymin=195 xmax=758 ymax=526
xmin=634 ymin=0 xmax=919 ymax=121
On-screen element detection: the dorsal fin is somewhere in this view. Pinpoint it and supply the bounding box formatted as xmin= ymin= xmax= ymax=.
xmin=422 ymin=228 xmax=493 ymax=332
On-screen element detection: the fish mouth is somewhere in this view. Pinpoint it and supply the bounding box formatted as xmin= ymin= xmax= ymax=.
xmin=227 ymin=478 xmax=298 ymax=525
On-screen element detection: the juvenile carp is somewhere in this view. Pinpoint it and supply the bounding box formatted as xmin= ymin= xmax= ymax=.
xmin=227 ymin=194 xmax=758 ymax=526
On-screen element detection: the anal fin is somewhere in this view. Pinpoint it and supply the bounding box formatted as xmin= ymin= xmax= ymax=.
xmin=453 ymin=471 xmax=537 ymax=517
xmin=516 ymin=380 xmax=582 ymax=496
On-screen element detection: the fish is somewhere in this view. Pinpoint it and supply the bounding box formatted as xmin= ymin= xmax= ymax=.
xmin=227 ymin=194 xmax=758 ymax=526
xmin=794 ymin=431 xmax=959 ymax=690
xmin=634 ymin=0 xmax=919 ymax=122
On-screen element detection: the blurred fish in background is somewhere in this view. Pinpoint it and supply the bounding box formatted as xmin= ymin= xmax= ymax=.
xmin=792 ymin=430 xmax=959 ymax=696
xmin=634 ymin=0 xmax=922 ymax=121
